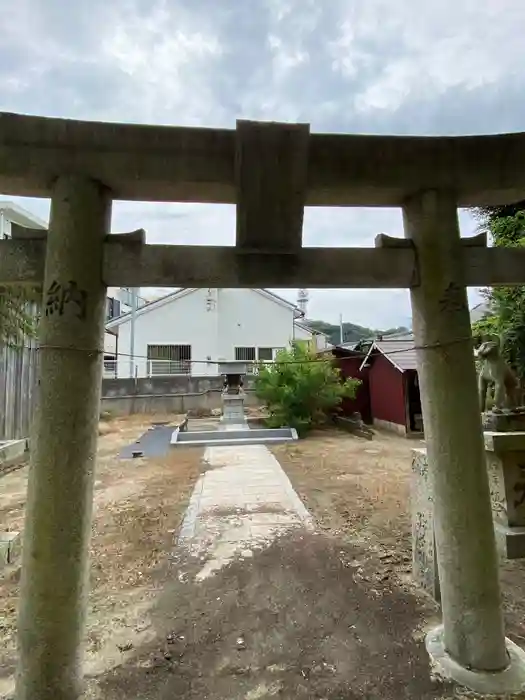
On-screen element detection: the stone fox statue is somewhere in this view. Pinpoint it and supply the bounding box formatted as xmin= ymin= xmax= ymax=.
xmin=476 ymin=339 xmax=519 ymax=411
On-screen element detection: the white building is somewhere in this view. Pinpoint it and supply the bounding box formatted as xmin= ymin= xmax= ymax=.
xmin=105 ymin=287 xmax=326 ymax=378
xmin=0 ymin=200 xmax=47 ymax=238
xmin=0 ymin=201 xmax=152 ymax=361
xmin=104 ymin=287 xmax=151 ymax=357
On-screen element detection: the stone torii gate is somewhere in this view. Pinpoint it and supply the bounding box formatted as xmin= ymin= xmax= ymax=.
xmin=2 ymin=112 xmax=525 ymax=698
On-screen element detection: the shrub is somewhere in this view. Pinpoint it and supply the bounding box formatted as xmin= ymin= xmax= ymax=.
xmin=253 ymin=343 xmax=360 ymax=436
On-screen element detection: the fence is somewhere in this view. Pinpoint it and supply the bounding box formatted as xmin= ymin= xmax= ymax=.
xmin=0 ymin=344 xmax=38 ymax=439
xmin=101 ymin=374 xmax=261 ymax=415
xmin=0 ymin=352 xmax=264 ymax=436
xmin=103 ymin=357 xmax=260 ymax=379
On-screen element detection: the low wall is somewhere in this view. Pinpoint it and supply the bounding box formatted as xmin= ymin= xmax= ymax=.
xmin=101 ymin=375 xmax=261 ymax=416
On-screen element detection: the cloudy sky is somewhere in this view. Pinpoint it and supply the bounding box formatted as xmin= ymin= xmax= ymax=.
xmin=1 ymin=0 xmax=523 ymax=329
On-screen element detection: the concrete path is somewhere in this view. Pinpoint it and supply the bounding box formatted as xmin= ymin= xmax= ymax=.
xmin=178 ymin=444 xmax=314 ymax=580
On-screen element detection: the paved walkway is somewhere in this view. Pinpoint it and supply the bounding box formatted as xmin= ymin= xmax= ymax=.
xmin=178 ymin=444 xmax=314 ymax=580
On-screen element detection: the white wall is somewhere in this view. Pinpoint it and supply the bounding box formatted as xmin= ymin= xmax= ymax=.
xmin=113 ymin=288 xmax=304 ymax=378
xmin=315 ymin=333 xmax=329 ymax=351
xmin=104 ymin=332 xmax=117 ymax=354
xmin=217 ymin=289 xmax=295 ymax=361
xmin=116 ymin=288 xmax=218 ymax=377
xmin=293 ymin=324 xmax=313 ymax=342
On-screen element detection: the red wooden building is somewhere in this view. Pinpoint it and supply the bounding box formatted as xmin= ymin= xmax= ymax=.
xmin=330 ymin=336 xmax=423 ymax=437
xmin=360 ymin=338 xmax=423 ymax=437
xmin=331 ymin=346 xmax=372 ymax=423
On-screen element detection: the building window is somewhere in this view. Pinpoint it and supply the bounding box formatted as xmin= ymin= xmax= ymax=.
xmin=235 ymin=346 xmax=256 ymax=373
xmin=106 ymin=297 xmax=121 ymax=321
xmin=235 ymin=347 xmax=256 ymax=362
xmin=147 ymin=344 xmax=191 ymax=375
xmin=257 ymin=347 xmax=273 ymax=362
xmin=103 ymin=355 xmax=117 ymax=378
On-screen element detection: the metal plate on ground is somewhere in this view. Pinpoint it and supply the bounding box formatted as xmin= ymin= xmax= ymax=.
xmin=119 ymin=425 xmax=175 ymax=460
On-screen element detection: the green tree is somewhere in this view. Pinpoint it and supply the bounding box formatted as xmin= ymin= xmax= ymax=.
xmin=254 ymin=342 xmax=361 ymax=436
xmin=0 ymin=287 xmax=39 ymax=346
xmin=473 ymin=209 xmax=525 ymax=379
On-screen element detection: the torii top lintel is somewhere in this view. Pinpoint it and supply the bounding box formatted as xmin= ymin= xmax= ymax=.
xmin=1 ymin=112 xmax=525 ymax=208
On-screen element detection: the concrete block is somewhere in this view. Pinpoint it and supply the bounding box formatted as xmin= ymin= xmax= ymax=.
xmin=0 ymin=531 xmax=22 ymax=569
xmin=0 ymin=439 xmax=28 ymax=468
xmin=494 ymin=523 xmax=525 ymax=560
xmin=484 ymin=430 xmax=525 ymax=452
xmin=411 ymin=448 xmax=441 ymax=602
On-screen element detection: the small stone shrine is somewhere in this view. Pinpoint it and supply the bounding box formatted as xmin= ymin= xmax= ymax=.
xmin=218 ymin=361 xmax=248 ymax=426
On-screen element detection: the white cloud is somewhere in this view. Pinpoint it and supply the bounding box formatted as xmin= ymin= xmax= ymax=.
xmin=329 ymin=0 xmax=525 ymax=112
xmin=1 ymin=0 xmax=519 ymax=327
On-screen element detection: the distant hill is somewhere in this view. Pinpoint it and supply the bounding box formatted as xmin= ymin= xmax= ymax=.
xmin=307 ymin=320 xmax=410 ymax=346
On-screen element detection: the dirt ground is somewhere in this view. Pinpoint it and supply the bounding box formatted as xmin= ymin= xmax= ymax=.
xmin=272 ymin=429 xmax=525 ymax=650
xmin=1 ymin=423 xmax=525 ymax=699
xmin=0 ymin=414 xmax=201 ymax=699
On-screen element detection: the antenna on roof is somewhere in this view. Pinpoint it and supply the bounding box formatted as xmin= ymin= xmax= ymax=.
xmin=298 ymin=288 xmax=309 ymax=316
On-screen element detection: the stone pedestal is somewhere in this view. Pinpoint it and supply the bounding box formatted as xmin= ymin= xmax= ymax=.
xmin=220 ymin=394 xmax=247 ymax=426
xmin=412 ymin=428 xmax=525 ymax=602
xmin=485 ymin=429 xmax=525 ymax=559
xmin=411 ymin=448 xmax=441 ymax=602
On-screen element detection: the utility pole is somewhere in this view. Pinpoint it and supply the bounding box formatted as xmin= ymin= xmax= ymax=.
xmin=129 ymin=287 xmax=137 ymax=378
xmin=339 ymin=313 xmax=344 ymax=344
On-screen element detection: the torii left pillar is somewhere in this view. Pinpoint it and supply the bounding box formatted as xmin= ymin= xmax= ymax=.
xmin=16 ymin=176 xmax=110 ymax=700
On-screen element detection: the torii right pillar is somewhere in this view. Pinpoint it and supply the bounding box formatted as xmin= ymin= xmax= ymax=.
xmin=404 ymin=190 xmax=525 ymax=692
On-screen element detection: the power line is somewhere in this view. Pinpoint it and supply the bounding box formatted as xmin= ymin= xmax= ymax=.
xmin=10 ymin=335 xmax=477 ymax=364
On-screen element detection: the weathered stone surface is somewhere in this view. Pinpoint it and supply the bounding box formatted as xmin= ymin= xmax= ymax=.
xmin=405 ymin=190 xmax=507 ymax=671
xmin=482 ymin=409 xmax=525 ymax=433
xmin=413 ymin=432 xmax=525 ymax=563
xmin=485 ymin=430 xmax=525 ymax=559
xmin=4 ymin=112 xmax=525 ymax=207
xmin=411 ymin=448 xmax=440 ymax=602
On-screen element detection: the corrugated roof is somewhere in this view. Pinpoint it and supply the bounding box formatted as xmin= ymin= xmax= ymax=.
xmin=373 ymin=338 xmax=418 ymax=372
